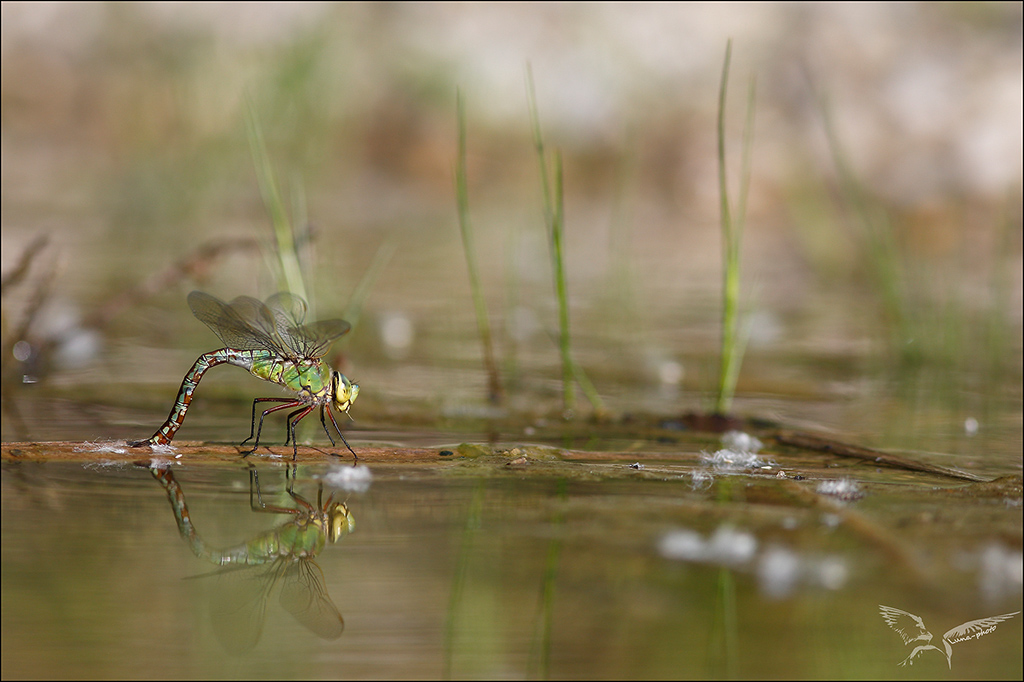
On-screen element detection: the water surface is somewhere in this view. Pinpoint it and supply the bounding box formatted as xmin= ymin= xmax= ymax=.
xmin=3 ymin=448 xmax=1021 ymax=679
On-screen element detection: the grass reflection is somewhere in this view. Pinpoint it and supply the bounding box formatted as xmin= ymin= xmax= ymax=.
xmin=528 ymin=478 xmax=567 ymax=680
xmin=443 ymin=478 xmax=485 ymax=679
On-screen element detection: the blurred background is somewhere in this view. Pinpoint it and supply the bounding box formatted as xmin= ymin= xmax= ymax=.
xmin=1 ymin=2 xmax=1022 ymax=464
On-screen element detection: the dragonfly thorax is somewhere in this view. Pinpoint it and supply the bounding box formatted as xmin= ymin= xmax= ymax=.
xmin=331 ymin=371 xmax=359 ymax=413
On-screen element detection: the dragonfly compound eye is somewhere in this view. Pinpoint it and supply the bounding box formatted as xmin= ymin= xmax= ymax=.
xmin=329 ymin=503 xmax=355 ymax=541
xmin=333 ymin=372 xmax=359 ymax=412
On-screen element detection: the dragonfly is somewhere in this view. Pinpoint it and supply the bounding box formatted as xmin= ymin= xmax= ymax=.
xmin=130 ymin=291 xmax=359 ymax=460
xmin=149 ymin=463 xmax=353 ymax=652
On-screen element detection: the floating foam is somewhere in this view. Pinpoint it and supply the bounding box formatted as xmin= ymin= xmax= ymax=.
xmin=325 ymin=463 xmax=373 ymax=493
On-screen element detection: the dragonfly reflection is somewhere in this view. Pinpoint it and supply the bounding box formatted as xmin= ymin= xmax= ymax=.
xmin=149 ymin=463 xmax=353 ymax=653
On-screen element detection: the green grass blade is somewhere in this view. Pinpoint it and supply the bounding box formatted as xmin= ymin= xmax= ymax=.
xmin=571 ymin=353 xmax=605 ymax=415
xmin=455 ymin=90 xmax=503 ymax=405
xmin=526 ymin=65 xmax=554 ymax=231
xmin=714 ymin=40 xmax=755 ymax=415
xmin=526 ymin=67 xmax=605 ymax=416
xmin=737 ymin=76 xmax=756 ymax=241
xmin=526 ymin=68 xmax=573 ymax=414
xmin=550 ymin=152 xmax=577 ymax=413
xmin=341 ymin=238 xmax=396 ymax=334
xmin=815 ymin=90 xmax=906 ymax=347
xmin=245 ymin=100 xmax=308 ymax=303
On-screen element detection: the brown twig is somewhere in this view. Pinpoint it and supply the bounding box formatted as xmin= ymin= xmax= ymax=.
xmin=0 ymin=235 xmax=50 ymax=291
xmin=774 ymin=429 xmax=985 ymax=482
xmin=82 ymin=236 xmax=261 ymax=331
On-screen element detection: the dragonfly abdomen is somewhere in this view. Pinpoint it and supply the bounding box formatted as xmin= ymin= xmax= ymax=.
xmin=150 ymin=466 xmax=211 ymax=560
xmin=131 ymin=348 xmax=262 ymax=447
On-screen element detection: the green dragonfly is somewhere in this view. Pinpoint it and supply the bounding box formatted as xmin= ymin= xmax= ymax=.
xmin=150 ymin=464 xmax=353 ymax=652
xmin=130 ymin=291 xmax=359 ymax=459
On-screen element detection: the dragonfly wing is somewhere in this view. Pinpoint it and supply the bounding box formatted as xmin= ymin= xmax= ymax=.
xmin=206 ymin=560 xmax=286 ymax=654
xmin=189 ymin=291 xmax=350 ymax=360
xmin=264 ymin=292 xmax=308 ymax=328
xmin=279 ymin=560 xmax=344 ymax=640
xmin=285 ymin=319 xmax=351 ymax=359
xmin=228 ymin=295 xmax=295 ymax=348
xmin=188 ymin=291 xmax=281 ymax=352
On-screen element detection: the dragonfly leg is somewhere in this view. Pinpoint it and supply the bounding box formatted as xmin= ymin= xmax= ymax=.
xmin=285 ymin=404 xmax=316 ymax=460
xmin=324 ymin=404 xmax=358 ymax=461
xmin=248 ymin=465 xmax=302 ymax=514
xmin=242 ymin=398 xmax=302 ymax=456
xmin=279 ymin=463 xmax=317 ymax=510
xmin=318 ymin=405 xmax=337 ymax=448
xmin=249 ymin=465 xmax=263 ymax=508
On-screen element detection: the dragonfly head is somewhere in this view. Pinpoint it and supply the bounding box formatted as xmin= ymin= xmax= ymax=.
xmin=331 ymin=371 xmax=359 ymax=413
xmin=327 ymin=502 xmax=355 ymax=542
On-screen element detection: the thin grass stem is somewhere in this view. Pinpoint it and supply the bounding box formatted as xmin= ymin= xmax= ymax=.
xmin=550 ymin=152 xmax=577 ymax=413
xmin=816 ymin=91 xmax=906 ymax=350
xmin=526 ymin=67 xmax=605 ymax=416
xmin=341 ymin=238 xmax=396 ymax=334
xmin=455 ymin=90 xmax=503 ymax=405
xmin=714 ymin=40 xmax=755 ymax=415
xmin=526 ymin=65 xmax=554 ymax=230
xmin=245 ymin=101 xmax=308 ymax=303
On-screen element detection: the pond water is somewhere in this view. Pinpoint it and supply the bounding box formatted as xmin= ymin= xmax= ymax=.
xmin=2 ymin=439 xmax=1021 ymax=679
